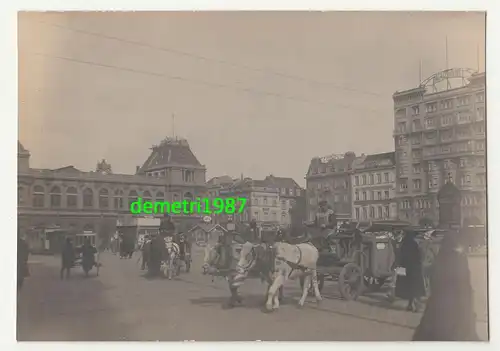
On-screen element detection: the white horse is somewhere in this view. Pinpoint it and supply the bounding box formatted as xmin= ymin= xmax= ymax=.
xmin=235 ymin=241 xmax=322 ymax=312
xmin=162 ymin=237 xmax=180 ymax=280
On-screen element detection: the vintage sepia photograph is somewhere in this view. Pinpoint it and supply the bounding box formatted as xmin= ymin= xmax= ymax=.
xmin=16 ymin=10 xmax=488 ymax=342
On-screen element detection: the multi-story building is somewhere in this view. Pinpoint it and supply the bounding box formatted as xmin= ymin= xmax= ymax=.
xmin=305 ymin=151 xmax=361 ymax=221
xmin=207 ymin=175 xmax=305 ymax=228
xmin=393 ymin=69 xmax=486 ymax=225
xmin=263 ymin=175 xmax=306 ymax=227
xmin=17 ymin=137 xmax=207 ymax=240
xmin=351 ymin=152 xmax=398 ymax=222
xmin=206 ymin=175 xmax=237 ymax=224
xmin=219 ymin=178 xmax=280 ymax=226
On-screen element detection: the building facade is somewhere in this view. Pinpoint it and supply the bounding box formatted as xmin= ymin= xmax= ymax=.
xmin=263 ymin=175 xmax=306 ymax=227
xmin=17 ymin=137 xmax=207 ymax=240
xmin=393 ymin=69 xmax=486 ymax=225
xmin=218 ymin=178 xmax=280 ymax=227
xmin=351 ymin=152 xmax=398 ymax=222
xmin=208 ymin=175 xmax=304 ymax=228
xmin=305 ymin=152 xmax=360 ymax=221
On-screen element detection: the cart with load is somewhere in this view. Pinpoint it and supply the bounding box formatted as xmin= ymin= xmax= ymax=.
xmin=301 ymin=221 xmax=414 ymax=300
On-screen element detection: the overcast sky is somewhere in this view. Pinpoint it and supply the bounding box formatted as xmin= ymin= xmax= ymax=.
xmin=18 ymin=11 xmax=485 ymax=186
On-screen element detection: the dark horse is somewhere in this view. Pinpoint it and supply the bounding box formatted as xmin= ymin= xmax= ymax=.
xmin=202 ymin=229 xmax=285 ymax=309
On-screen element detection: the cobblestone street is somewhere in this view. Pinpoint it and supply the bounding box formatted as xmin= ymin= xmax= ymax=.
xmin=17 ymin=250 xmax=488 ymax=341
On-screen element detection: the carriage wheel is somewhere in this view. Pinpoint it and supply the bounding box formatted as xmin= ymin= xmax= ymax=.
xmin=339 ymin=263 xmax=364 ymax=300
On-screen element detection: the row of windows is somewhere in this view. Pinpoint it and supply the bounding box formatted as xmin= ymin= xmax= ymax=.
xmin=19 ymin=185 xmax=194 ymax=209
xmin=423 ymin=93 xmax=484 ymax=113
xmin=354 ymin=172 xmax=391 ymax=186
xmin=308 ymin=195 xmax=349 ymax=206
xmin=397 ymin=107 xmax=485 ymax=134
xmin=252 ymin=197 xmax=278 ymax=206
xmin=419 ymin=140 xmax=484 ymax=157
xmin=399 ymin=124 xmax=484 ymax=146
xmin=354 ymin=205 xmax=390 ymax=220
xmin=145 ymin=169 xmax=196 ymax=183
xmin=354 ymin=190 xmax=390 ymax=201
xmin=252 ymin=211 xmax=288 ymax=222
xmin=398 ymin=195 xmax=484 ymax=210
xmin=310 ymin=166 xmax=350 ymax=174
xmin=396 ymin=91 xmax=484 ymax=118
xmin=400 ymin=199 xmax=432 ymax=209
xmin=311 ymin=180 xmax=349 ymax=191
xmin=280 ymin=188 xmax=301 ymax=197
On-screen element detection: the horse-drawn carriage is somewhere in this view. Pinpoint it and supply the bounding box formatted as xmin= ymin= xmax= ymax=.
xmin=142 ymin=232 xmax=193 ymax=279
xmin=301 ymin=221 xmax=442 ymax=301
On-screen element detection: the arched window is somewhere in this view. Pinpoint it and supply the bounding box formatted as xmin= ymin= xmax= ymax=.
xmin=114 ymin=189 xmax=124 ymax=210
xmin=99 ymin=188 xmax=109 ymax=209
xmin=18 ymin=187 xmax=24 ymax=205
xmin=128 ymin=190 xmax=138 ymax=209
xmin=156 ymin=191 xmax=164 ymax=202
xmin=173 ymin=193 xmax=180 ymax=203
xmin=33 ymin=185 xmax=45 ymax=208
xmin=50 ymin=186 xmax=62 ymax=208
xmin=184 ymin=192 xmax=193 ymax=202
xmin=83 ymin=223 xmax=94 ymax=232
xmin=83 ymin=188 xmax=94 ymax=208
xmin=143 ymin=190 xmax=152 ymax=203
xmin=67 ymin=187 xmax=78 ymax=208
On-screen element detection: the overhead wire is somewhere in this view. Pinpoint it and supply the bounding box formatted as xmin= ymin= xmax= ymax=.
xmin=24 ymin=50 xmax=389 ymax=114
xmin=33 ymin=19 xmax=388 ymax=98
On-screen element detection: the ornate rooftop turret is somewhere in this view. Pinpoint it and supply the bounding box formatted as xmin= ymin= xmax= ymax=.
xmin=96 ymin=159 xmax=112 ymax=175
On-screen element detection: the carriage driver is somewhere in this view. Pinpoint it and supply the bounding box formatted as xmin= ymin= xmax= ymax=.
xmin=315 ymin=200 xmax=337 ymax=234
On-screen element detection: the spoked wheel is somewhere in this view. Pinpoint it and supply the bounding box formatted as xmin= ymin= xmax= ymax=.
xmin=339 ymin=263 xmax=364 ymax=300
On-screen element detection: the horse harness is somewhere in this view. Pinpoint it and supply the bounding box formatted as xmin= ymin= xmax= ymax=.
xmin=276 ymin=242 xmax=316 ymax=278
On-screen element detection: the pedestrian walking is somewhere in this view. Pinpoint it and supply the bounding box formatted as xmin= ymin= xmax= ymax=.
xmin=412 ymin=232 xmax=479 ymax=341
xmin=395 ymin=230 xmax=426 ymax=312
xmin=61 ymin=237 xmax=75 ymax=280
xmin=17 ymin=233 xmax=29 ymax=291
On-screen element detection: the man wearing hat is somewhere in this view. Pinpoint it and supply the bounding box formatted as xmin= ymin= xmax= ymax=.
xmin=315 ymin=200 xmax=337 ymax=233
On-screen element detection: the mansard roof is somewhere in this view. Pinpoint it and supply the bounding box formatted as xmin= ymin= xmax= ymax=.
xmin=264 ymin=175 xmax=301 ymax=189
xmin=137 ymin=137 xmax=203 ymax=174
xmin=356 ymin=152 xmax=396 ymax=170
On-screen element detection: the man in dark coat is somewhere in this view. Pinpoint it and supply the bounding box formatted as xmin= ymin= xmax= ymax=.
xmin=81 ymin=238 xmax=97 ymax=274
xmin=61 ymin=237 xmax=75 ymax=280
xmin=412 ymin=232 xmax=479 ymax=341
xmin=148 ymin=233 xmax=166 ymax=277
xmin=17 ymin=234 xmax=29 ymax=291
xmin=395 ymin=230 xmax=426 ymax=312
